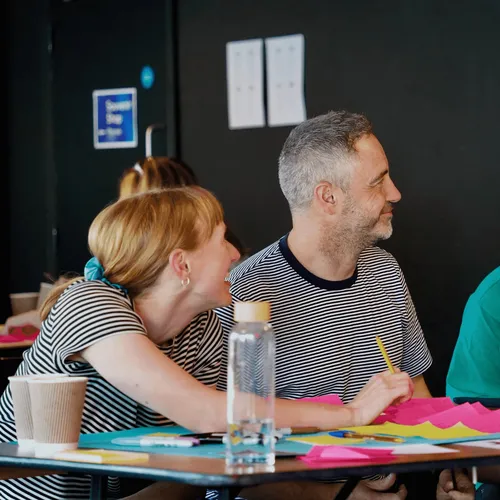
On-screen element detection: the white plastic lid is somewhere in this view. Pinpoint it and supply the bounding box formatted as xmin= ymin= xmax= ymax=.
xmin=234 ymin=301 xmax=270 ymax=322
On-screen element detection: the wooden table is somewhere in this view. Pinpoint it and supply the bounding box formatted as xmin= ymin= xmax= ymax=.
xmin=0 ymin=340 xmax=34 ymax=350
xmin=0 ymin=442 xmax=499 ymax=499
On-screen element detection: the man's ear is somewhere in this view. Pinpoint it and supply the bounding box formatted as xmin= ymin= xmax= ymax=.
xmin=314 ymin=182 xmax=341 ymax=215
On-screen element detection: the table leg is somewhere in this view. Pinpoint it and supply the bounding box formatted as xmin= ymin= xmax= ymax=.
xmin=335 ymin=477 xmax=360 ymax=500
xmin=89 ymin=474 xmax=107 ymax=500
xmin=215 ymin=487 xmax=241 ymax=500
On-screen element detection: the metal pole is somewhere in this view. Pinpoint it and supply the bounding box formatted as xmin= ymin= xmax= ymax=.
xmin=145 ymin=123 xmax=165 ymax=157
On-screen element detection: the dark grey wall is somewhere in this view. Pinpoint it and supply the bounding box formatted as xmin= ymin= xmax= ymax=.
xmin=6 ymin=0 xmax=500 ymax=395
xmin=52 ymin=0 xmax=168 ymax=275
xmin=1 ymin=1 xmax=11 ymax=320
xmin=7 ymin=0 xmax=52 ymax=300
xmin=177 ymin=0 xmax=500 ymax=395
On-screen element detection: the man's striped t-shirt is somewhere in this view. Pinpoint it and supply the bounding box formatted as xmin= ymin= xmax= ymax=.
xmin=216 ymin=235 xmax=432 ymax=402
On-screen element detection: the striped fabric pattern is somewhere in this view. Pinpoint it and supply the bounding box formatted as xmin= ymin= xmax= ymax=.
xmin=216 ymin=235 xmax=433 ymax=403
xmin=0 ymin=280 xmax=223 ymax=499
xmin=207 ymin=236 xmax=433 ymax=498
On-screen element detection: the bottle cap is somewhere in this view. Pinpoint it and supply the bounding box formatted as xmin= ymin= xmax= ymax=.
xmin=234 ymin=301 xmax=270 ymax=322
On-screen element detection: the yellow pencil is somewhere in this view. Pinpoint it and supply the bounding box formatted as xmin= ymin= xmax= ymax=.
xmin=375 ymin=336 xmax=395 ymax=374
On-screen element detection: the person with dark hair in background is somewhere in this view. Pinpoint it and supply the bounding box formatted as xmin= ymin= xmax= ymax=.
xmin=119 ymin=156 xmax=248 ymax=261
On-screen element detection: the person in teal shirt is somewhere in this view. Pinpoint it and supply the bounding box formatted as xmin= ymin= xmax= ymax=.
xmin=447 ymin=266 xmax=500 ymax=399
xmin=446 ymin=267 xmax=500 ymax=498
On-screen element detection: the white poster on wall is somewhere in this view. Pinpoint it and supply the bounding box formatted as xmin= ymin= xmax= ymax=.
xmin=265 ymin=34 xmax=306 ymax=127
xmin=226 ymin=38 xmax=265 ymax=130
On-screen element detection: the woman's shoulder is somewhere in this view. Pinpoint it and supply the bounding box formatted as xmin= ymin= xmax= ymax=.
xmin=61 ymin=278 xmax=130 ymax=301
xmin=51 ymin=279 xmax=134 ymax=318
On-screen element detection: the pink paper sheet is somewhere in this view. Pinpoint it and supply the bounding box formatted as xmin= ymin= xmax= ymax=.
xmin=0 ymin=325 xmax=39 ymax=343
xmin=373 ymin=398 xmax=456 ymax=425
xmin=416 ymin=403 xmax=477 ymax=425
xmin=301 ymin=446 xmax=394 ymax=465
xmin=419 ymin=405 xmax=500 ymax=433
xmin=298 ymin=394 xmax=499 ymax=433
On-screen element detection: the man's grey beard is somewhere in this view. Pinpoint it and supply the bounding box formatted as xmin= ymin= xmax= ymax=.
xmin=318 ymin=216 xmax=392 ymax=261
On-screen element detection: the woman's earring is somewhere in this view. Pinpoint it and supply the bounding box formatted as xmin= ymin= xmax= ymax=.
xmin=181 ymin=277 xmax=190 ymax=287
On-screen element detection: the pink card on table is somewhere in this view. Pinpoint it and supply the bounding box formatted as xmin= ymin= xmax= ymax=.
xmin=416 ymin=403 xmax=478 ymax=426
xmin=0 ymin=325 xmax=39 ymax=343
xmin=373 ymin=398 xmax=456 ymax=425
xmin=399 ymin=398 xmax=456 ymax=412
xmin=391 ymin=406 xmax=437 ymax=425
xmin=301 ymin=446 xmax=393 ymax=465
xmin=471 ymin=403 xmax=491 ymax=415
xmin=414 ymin=402 xmax=500 ymax=433
xmin=455 ymin=410 xmax=500 ymax=433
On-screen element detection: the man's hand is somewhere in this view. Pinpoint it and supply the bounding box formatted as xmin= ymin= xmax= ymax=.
xmin=348 ymin=371 xmax=414 ymax=426
xmin=437 ymin=469 xmax=474 ymax=500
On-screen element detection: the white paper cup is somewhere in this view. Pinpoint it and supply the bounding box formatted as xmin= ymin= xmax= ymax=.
xmin=8 ymin=374 xmax=68 ymax=450
xmin=9 ymin=293 xmax=40 ymax=316
xmin=28 ymin=377 xmax=87 ymax=458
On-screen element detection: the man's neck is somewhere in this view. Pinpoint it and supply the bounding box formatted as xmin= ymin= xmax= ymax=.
xmin=287 ymin=222 xmax=363 ymax=282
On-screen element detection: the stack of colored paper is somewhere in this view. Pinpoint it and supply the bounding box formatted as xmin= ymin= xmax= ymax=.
xmin=300 ymin=394 xmax=500 ymax=433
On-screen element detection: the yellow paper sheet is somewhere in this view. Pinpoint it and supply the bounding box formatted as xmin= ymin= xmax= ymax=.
xmin=55 ymin=448 xmax=148 ymax=464
xmin=287 ymin=434 xmax=365 ymax=446
xmin=340 ymin=422 xmax=485 ymax=439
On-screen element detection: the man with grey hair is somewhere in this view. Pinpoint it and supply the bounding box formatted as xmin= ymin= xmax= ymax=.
xmin=216 ymin=110 xmax=433 ymax=499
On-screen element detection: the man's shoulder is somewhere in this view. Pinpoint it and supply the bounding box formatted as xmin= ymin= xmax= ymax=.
xmin=359 ymin=246 xmax=401 ymax=272
xmin=229 ymin=239 xmax=284 ymax=283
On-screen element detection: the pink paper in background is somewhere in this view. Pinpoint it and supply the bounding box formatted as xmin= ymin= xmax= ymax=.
xmin=0 ymin=325 xmax=39 ymax=343
xmin=458 ymin=410 xmax=500 ymax=433
xmin=422 ymin=407 xmax=500 ymax=433
xmin=417 ymin=403 xmax=477 ymax=426
xmin=471 ymin=403 xmax=491 ymax=415
xmin=301 ymin=446 xmax=394 ymax=465
xmin=297 ymin=395 xmax=499 ymax=433
xmin=374 ymin=398 xmax=456 ymax=425
xmin=397 ymin=398 xmax=456 ymax=412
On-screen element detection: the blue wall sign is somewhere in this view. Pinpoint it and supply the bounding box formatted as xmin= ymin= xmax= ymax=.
xmin=140 ymin=65 xmax=155 ymax=89
xmin=92 ymin=88 xmax=138 ymax=149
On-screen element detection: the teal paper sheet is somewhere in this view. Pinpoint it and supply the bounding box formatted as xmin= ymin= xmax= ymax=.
xmin=77 ymin=426 xmax=500 ymax=459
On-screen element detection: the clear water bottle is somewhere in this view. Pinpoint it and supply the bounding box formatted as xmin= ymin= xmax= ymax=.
xmin=226 ymin=301 xmax=276 ymax=466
